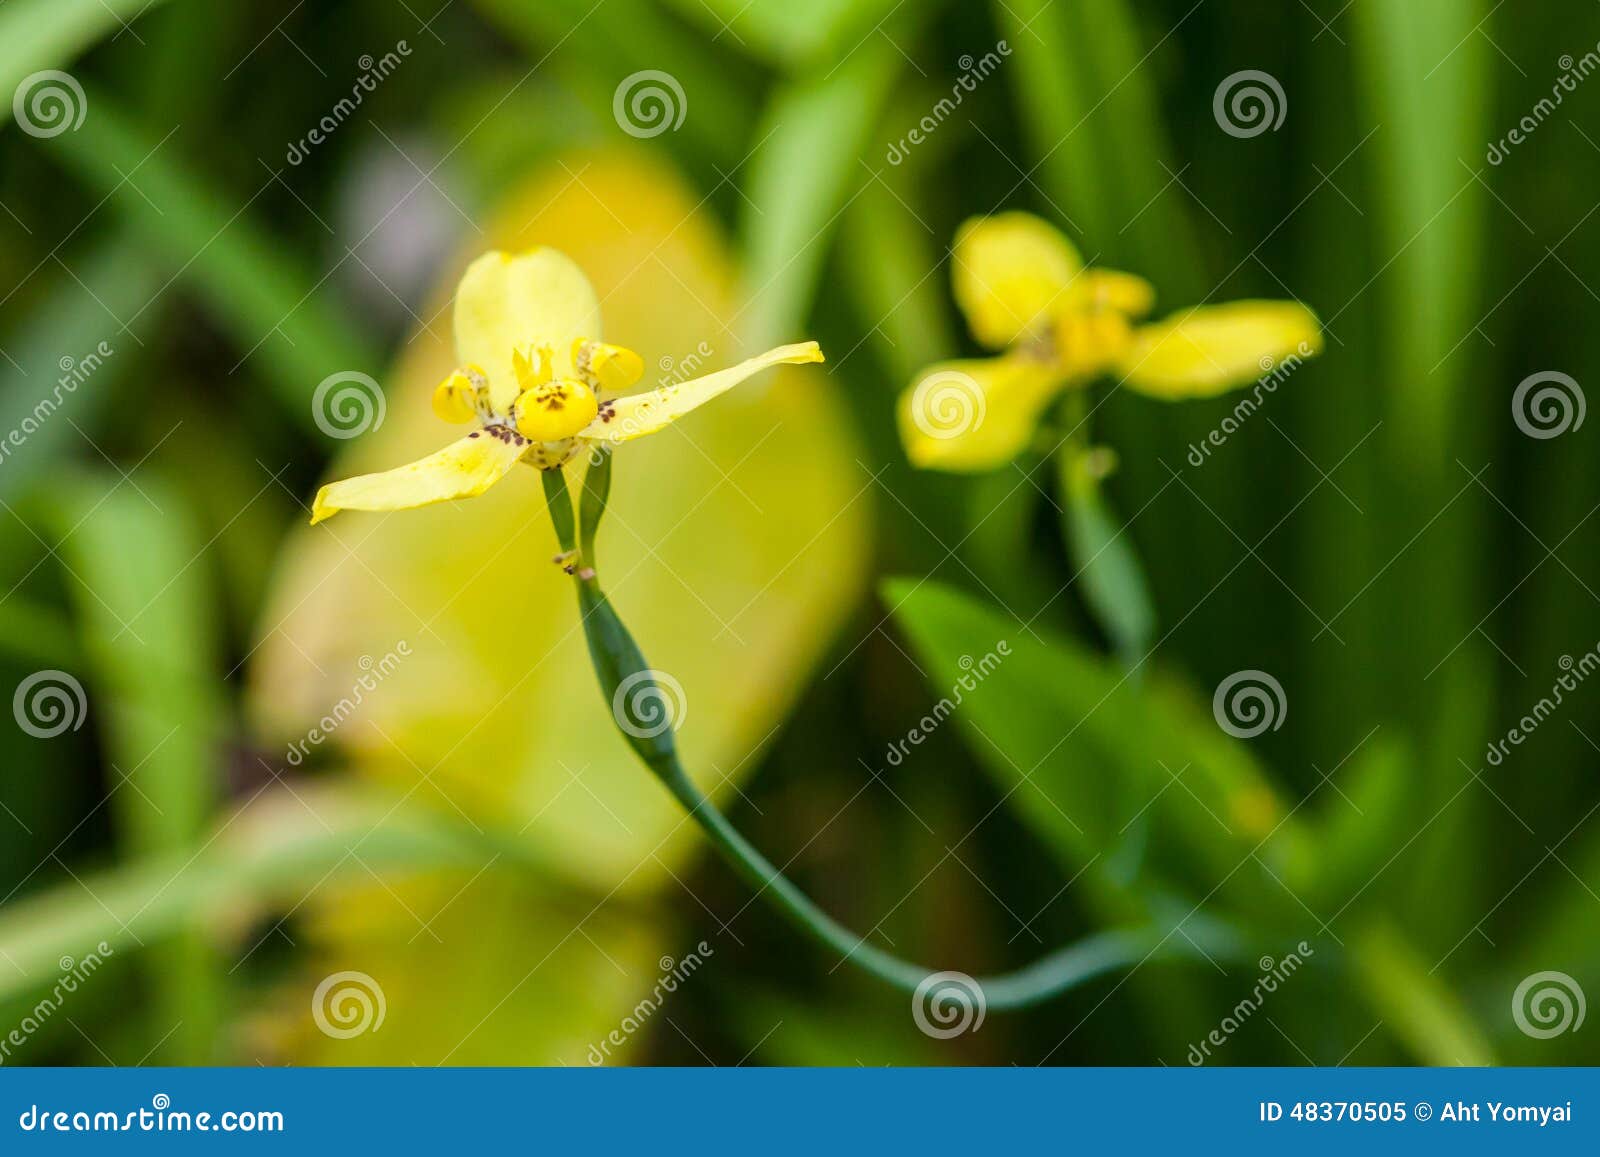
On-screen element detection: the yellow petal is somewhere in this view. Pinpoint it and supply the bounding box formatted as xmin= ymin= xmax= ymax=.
xmin=513 ymin=378 xmax=599 ymax=442
xmin=454 ymin=249 xmax=601 ymax=412
xmin=1068 ymin=268 xmax=1156 ymax=318
xmin=309 ymin=431 xmax=527 ymax=524
xmin=430 ymin=370 xmax=480 ymax=424
xmin=573 ymin=339 xmax=644 ymax=393
xmin=952 ymin=212 xmax=1083 ymax=349
xmin=578 ymin=341 xmax=823 ymax=445
xmin=511 ymin=344 xmax=555 ymax=392
xmin=897 ymin=354 xmax=1064 ymax=472
xmin=1117 ymin=301 xmax=1324 ymax=399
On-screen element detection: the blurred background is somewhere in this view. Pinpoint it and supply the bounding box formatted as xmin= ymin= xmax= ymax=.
xmin=0 ymin=0 xmax=1596 ymax=1066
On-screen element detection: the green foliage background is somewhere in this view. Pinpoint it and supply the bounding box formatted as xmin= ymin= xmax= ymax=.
xmin=0 ymin=0 xmax=1596 ymax=1065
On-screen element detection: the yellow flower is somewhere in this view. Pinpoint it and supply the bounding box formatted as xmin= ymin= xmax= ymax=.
xmin=310 ymin=248 xmax=822 ymax=524
xmin=899 ymin=212 xmax=1324 ymax=471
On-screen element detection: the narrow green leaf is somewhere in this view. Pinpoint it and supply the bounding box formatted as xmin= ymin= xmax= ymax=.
xmin=0 ymin=0 xmax=168 ymax=97
xmin=468 ymin=0 xmax=753 ymax=167
xmin=50 ymin=469 xmax=225 ymax=1061
xmin=0 ymin=785 xmax=583 ymax=1008
xmin=42 ymin=95 xmax=377 ymax=432
xmin=1349 ymin=921 xmax=1496 ymax=1065
xmin=1058 ymin=444 xmax=1156 ymax=671
xmin=884 ymin=577 xmax=1305 ymax=918
xmin=740 ymin=35 xmax=905 ymax=347
xmin=0 ymin=235 xmax=160 ymax=502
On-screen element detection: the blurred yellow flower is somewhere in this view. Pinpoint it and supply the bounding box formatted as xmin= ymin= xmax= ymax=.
xmin=899 ymin=211 xmax=1324 ymax=471
xmin=311 ymin=249 xmax=822 ymax=523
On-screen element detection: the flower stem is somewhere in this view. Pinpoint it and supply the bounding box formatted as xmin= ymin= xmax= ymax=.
xmin=542 ymin=458 xmax=1228 ymax=1009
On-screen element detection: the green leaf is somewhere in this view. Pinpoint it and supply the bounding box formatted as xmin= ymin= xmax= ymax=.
xmin=49 ymin=469 xmax=225 ymax=1061
xmin=739 ymin=34 xmax=906 ymax=347
xmin=42 ymin=95 xmax=377 ymax=433
xmin=1348 ymin=921 xmax=1496 ymax=1065
xmin=468 ymin=0 xmax=753 ymax=167
xmin=883 ymin=577 xmax=1304 ymax=918
xmin=660 ymin=0 xmax=914 ymax=70
xmin=0 ymin=235 xmax=160 ymax=502
xmin=1058 ymin=444 xmax=1156 ymax=671
xmin=0 ymin=0 xmax=168 ymax=96
xmin=0 ymin=784 xmax=583 ymax=1008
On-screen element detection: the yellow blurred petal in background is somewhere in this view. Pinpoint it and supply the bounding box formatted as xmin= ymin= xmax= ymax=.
xmin=897 ymin=354 xmax=1063 ymax=472
xmin=951 ymin=212 xmax=1084 ymax=349
xmin=1117 ymin=301 xmax=1324 ymax=399
xmin=248 ymin=149 xmax=870 ymax=1064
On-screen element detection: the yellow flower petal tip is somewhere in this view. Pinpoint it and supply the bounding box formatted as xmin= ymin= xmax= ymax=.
xmin=1119 ymin=300 xmax=1324 ymax=399
xmin=310 ymin=248 xmax=824 ymax=522
xmin=573 ymin=340 xmax=645 ymax=393
xmin=431 ymin=370 xmax=480 ymax=424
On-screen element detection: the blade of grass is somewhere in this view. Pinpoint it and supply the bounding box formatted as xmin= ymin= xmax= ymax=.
xmin=660 ymin=0 xmax=915 ymax=70
xmin=1350 ymin=0 xmax=1490 ymax=941
xmin=739 ymin=32 xmax=907 ymax=348
xmin=50 ymin=469 xmax=225 ymax=1062
xmin=0 ymin=785 xmax=590 ymax=1006
xmin=0 ymin=0 xmax=169 ymax=97
xmin=41 ymin=94 xmax=377 ymax=434
xmin=0 ymin=235 xmax=160 ymax=503
xmin=468 ymin=0 xmax=753 ymax=168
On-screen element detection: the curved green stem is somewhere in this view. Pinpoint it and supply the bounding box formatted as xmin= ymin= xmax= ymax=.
xmin=543 ymin=458 xmax=1224 ymax=1009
